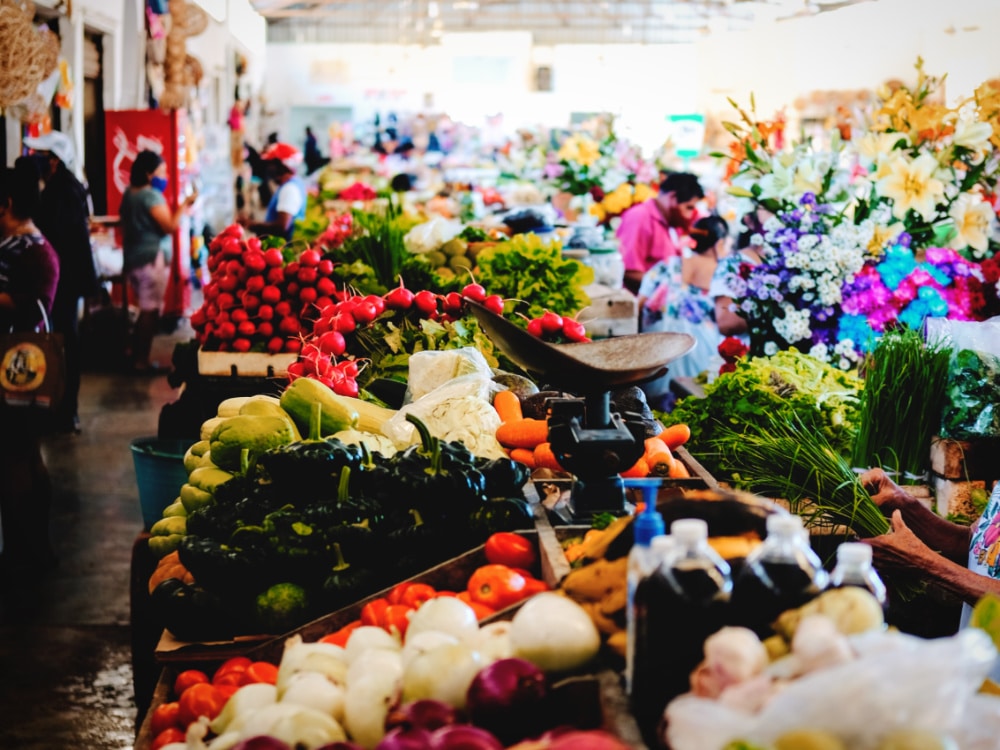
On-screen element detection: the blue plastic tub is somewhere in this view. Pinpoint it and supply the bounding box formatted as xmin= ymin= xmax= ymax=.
xmin=130 ymin=437 xmax=191 ymax=530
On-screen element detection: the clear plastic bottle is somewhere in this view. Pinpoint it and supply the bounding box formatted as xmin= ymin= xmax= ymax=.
xmin=829 ymin=541 xmax=887 ymax=606
xmin=730 ymin=514 xmax=828 ymax=638
xmin=631 ymin=518 xmax=732 ymax=742
xmin=625 ymin=499 xmax=668 ymax=696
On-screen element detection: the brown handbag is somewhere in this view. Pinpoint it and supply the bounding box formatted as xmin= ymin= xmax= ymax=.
xmin=0 ymin=300 xmax=66 ymax=409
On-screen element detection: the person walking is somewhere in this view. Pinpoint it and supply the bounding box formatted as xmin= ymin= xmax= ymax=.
xmin=24 ymin=131 xmax=100 ymax=432
xmin=0 ymin=158 xmax=60 ymax=573
xmin=118 ymin=150 xmax=195 ymax=373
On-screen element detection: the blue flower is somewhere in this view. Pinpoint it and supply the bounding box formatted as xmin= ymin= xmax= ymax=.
xmin=837 ymin=314 xmax=875 ymax=351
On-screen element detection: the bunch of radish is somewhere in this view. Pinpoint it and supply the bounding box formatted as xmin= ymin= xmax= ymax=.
xmin=525 ymin=311 xmax=590 ymax=344
xmin=190 ymin=224 xmax=340 ymax=355
xmin=317 ymin=211 xmax=354 ymax=251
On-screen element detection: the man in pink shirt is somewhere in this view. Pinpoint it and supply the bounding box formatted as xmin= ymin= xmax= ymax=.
xmin=616 ymin=172 xmax=704 ymax=294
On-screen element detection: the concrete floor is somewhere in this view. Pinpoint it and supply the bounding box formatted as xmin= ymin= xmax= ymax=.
xmin=0 ymin=334 xmax=186 ymax=749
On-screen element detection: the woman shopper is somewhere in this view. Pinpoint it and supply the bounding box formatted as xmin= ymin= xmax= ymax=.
xmin=0 ymin=158 xmax=60 ymax=572
xmin=118 ymin=150 xmax=195 ymax=373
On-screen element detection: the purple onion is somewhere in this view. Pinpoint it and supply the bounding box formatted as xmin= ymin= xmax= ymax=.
xmin=465 ymin=658 xmax=549 ymax=745
xmin=428 ymin=725 xmax=504 ymax=750
xmin=374 ymin=727 xmax=433 ymax=750
xmin=230 ymin=738 xmax=292 ymax=750
xmin=385 ymin=699 xmax=457 ymax=733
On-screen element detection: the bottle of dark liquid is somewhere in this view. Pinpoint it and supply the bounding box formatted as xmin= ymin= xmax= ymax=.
xmin=829 ymin=541 xmax=887 ymax=607
xmin=730 ymin=513 xmax=828 ymax=638
xmin=631 ymin=518 xmax=732 ymax=744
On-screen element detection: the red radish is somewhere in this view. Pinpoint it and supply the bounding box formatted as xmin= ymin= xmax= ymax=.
xmin=258 ymin=304 xmax=274 ymax=321
xmin=315 ymin=296 xmax=334 ymax=311
xmin=443 ymin=292 xmax=464 ymax=315
xmin=332 ymin=314 xmax=356 ymax=334
xmin=316 ymin=277 xmax=336 ymax=297
xmin=205 ymin=303 xmax=220 ymax=320
xmin=413 ymin=290 xmax=438 ymax=316
xmin=539 ymin=311 xmax=564 ymax=334
xmin=225 ymin=259 xmax=243 ymax=276
xmin=260 ymin=285 xmax=281 ymax=305
xmin=216 ymin=321 xmax=236 ymax=341
xmin=385 ymin=284 xmax=415 ymax=310
xmin=285 ymin=282 xmax=300 ymax=297
xmin=244 ymin=275 xmax=265 ymax=294
xmin=317 ymin=331 xmax=346 ymax=356
xmin=264 ymin=247 xmax=284 ymax=267
xmin=483 ymin=294 xmax=504 ymax=315
xmin=232 ymin=337 xmax=252 ymax=353
xmin=267 ymin=336 xmax=284 ymax=353
xmin=257 ymin=321 xmax=274 ymax=338
xmin=298 ymin=266 xmax=318 ymax=285
xmin=284 ymin=261 xmax=300 ymax=279
xmin=318 ymin=259 xmax=335 ymax=276
xmin=462 ymin=282 xmax=487 ymax=303
xmin=218 ymin=274 xmax=239 ymax=293
xmin=279 ymin=317 xmax=301 ymax=335
xmin=284 ymin=339 xmax=302 ymax=354
xmin=266 ymin=266 xmax=285 ymax=285
xmin=244 ymin=250 xmax=267 ymax=273
xmin=274 ymin=301 xmax=292 ymax=318
xmin=299 ymin=287 xmax=318 ymax=305
xmin=230 ymin=308 xmax=249 ymax=324
xmin=334 ymin=378 xmax=359 ymax=398
xmin=337 ymin=359 xmax=360 ymax=379
xmin=245 ymin=236 xmax=261 ymax=253
xmin=562 ymin=319 xmax=589 ymax=342
xmin=242 ymin=293 xmax=260 ymax=312
xmin=286 ymin=359 xmax=306 ymax=376
xmin=351 ymin=300 xmax=379 ymax=325
xmin=203 ymin=282 xmax=220 ymax=301
xmin=365 ymin=294 xmax=386 ymax=316
xmin=190 ymin=308 xmax=206 ymax=327
xmin=526 ymin=318 xmax=543 ymax=337
xmin=216 ymin=293 xmax=236 ymax=311
xmin=299 ymin=248 xmax=321 ymax=267
xmin=237 ymin=321 xmax=256 ymax=337
xmin=215 ymin=311 xmax=231 ymax=325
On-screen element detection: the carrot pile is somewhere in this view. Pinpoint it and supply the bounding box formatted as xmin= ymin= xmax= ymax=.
xmin=491 ymin=390 xmax=692 ymax=479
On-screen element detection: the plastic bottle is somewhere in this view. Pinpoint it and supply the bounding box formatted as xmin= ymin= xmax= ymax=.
xmin=729 ymin=514 xmax=828 ymax=638
xmin=829 ymin=541 xmax=887 ymax=606
xmin=631 ymin=518 xmax=732 ymax=742
xmin=624 ymin=498 xmax=667 ymax=695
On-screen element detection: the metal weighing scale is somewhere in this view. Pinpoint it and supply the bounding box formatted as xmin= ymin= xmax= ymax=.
xmin=469 ymin=302 xmax=695 ymax=519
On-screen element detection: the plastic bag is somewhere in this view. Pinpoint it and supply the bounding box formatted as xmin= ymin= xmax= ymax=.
xmin=927 ymin=317 xmax=1000 ymax=439
xmin=664 ymin=628 xmax=998 ymax=750
xmin=404 ymin=347 xmax=494 ymax=404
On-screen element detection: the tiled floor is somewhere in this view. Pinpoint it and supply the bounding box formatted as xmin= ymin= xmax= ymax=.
xmin=0 ymin=330 xmax=189 ymax=749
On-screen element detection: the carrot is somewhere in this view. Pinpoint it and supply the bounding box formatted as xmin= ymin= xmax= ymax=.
xmin=509 ymin=447 xmax=537 ymax=469
xmin=668 ymin=457 xmax=691 ymax=479
xmin=660 ymin=423 xmax=692 ymax=450
xmin=493 ymin=389 xmax=523 ymax=423
xmin=620 ymin=457 xmax=650 ymax=478
xmin=496 ymin=418 xmax=549 ymax=449
xmin=533 ymin=442 xmax=565 ymax=472
xmin=643 ymin=436 xmax=674 ymax=473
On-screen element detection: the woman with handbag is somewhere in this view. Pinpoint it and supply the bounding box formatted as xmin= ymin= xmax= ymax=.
xmin=0 ymin=158 xmax=60 ymax=573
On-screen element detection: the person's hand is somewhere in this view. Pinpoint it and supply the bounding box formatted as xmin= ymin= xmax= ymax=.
xmin=864 ymin=510 xmax=935 ymax=573
xmin=859 ymin=467 xmax=913 ymax=515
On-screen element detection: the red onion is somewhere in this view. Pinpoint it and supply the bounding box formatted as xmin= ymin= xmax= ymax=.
xmin=547 ymin=730 xmax=633 ymax=750
xmin=230 ymin=738 xmax=292 ymax=750
xmin=465 ymin=658 xmax=549 ymax=745
xmin=315 ymin=744 xmax=365 ymax=750
xmin=428 ymin=725 xmax=504 ymax=750
xmin=374 ymin=727 xmax=433 ymax=750
xmin=385 ymin=699 xmax=457 ymax=733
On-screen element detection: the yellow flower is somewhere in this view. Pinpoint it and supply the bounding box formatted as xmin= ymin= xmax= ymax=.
xmin=974 ymin=79 xmax=1000 ymax=148
xmin=633 ymin=183 xmax=656 ymax=203
xmin=872 ymin=150 xmax=906 ymax=182
xmin=590 ymin=203 xmax=607 ymax=222
xmin=948 ymin=192 xmax=993 ymax=253
xmin=953 ymin=117 xmax=993 ymax=154
xmin=558 ymin=136 xmax=581 ymax=163
xmin=876 ymin=152 xmax=945 ymax=221
xmin=867 ymin=222 xmax=904 ymax=255
xmin=575 ymin=137 xmax=601 ymax=167
xmin=854 ymin=132 xmax=908 ymax=167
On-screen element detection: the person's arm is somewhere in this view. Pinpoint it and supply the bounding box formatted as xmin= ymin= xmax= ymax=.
xmin=149 ymin=190 xmax=196 ymax=234
xmin=866 ymin=510 xmax=992 ymax=606
xmin=860 ymin=467 xmax=971 ymax=562
xmin=715 ymin=295 xmax=749 ymax=336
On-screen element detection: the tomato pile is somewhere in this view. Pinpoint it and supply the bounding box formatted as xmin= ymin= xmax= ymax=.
xmin=319 ymin=532 xmax=546 ymax=646
xmin=149 ymin=658 xmax=279 ymax=750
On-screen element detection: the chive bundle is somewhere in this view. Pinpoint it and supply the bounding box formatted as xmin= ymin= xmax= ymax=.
xmin=712 ymin=416 xmax=890 ymax=538
xmin=850 ymin=326 xmax=952 ymax=484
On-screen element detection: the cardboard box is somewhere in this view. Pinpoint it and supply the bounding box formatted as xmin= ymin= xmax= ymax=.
xmin=196 ymin=349 xmax=297 ymax=378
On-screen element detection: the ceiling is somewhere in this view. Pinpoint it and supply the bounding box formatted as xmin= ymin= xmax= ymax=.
xmin=253 ymin=0 xmax=877 ymax=45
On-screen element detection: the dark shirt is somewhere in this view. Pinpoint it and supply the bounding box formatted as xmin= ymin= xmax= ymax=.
xmin=0 ymin=232 xmax=60 ymax=332
xmin=35 ymin=165 xmax=98 ymax=298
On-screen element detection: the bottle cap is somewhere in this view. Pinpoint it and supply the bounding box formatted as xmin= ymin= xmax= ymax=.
xmin=836 ymin=542 xmax=873 ymax=565
xmin=650 ymin=535 xmax=675 ymax=555
xmin=766 ymin=513 xmax=804 ymax=536
xmin=634 ymin=505 xmax=665 ymax=546
xmin=671 ymin=518 xmax=709 ymax=545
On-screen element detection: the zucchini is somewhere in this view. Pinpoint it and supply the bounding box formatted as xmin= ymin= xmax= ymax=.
xmin=280 ymin=377 xmax=360 ymax=437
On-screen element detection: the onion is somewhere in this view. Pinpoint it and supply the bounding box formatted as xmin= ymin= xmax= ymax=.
xmin=230 ymin=737 xmax=292 ymax=750
xmin=509 ymin=593 xmax=600 ymax=673
xmin=346 ymin=648 xmax=403 ymax=688
xmin=465 ymin=658 xmax=548 ymax=745
xmin=402 ymin=642 xmax=484 ymax=709
xmin=405 ymin=598 xmax=480 ymax=642
xmin=466 ymin=622 xmax=513 ymax=664
xmin=373 ymin=727 xmax=432 ymax=750
xmin=400 ymin=631 xmax=460 ymax=670
xmin=428 ymin=725 xmax=504 ymax=750
xmin=345 ymin=626 xmax=402 ymax=664
xmin=315 ymin=744 xmax=365 ymax=750
xmin=385 ymin=699 xmax=457 ymax=733
xmin=547 ymin=730 xmax=633 ymax=750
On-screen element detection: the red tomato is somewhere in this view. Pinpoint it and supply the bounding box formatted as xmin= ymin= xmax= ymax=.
xmin=383 ymin=604 xmax=413 ymax=637
xmin=244 ymin=661 xmax=279 ymax=685
xmin=522 ymin=577 xmax=550 ymax=597
xmin=216 ymin=683 xmax=240 ymax=701
xmin=467 ymin=564 xmax=527 ymax=610
xmin=456 ymin=592 xmax=497 ymax=621
xmin=360 ymin=597 xmax=390 ymax=627
xmin=177 ymin=683 xmax=226 ymax=727
xmin=172 ymin=669 xmax=209 ymax=697
xmin=149 ymin=701 xmax=181 ymax=735
xmin=152 ymin=727 xmax=186 ymax=750
xmin=212 ymin=656 xmax=251 ymax=684
xmin=320 ymin=620 xmax=362 ymax=647
xmin=434 ymin=590 xmax=459 ymax=598
xmin=386 ymin=582 xmax=413 ymax=605
xmin=484 ymin=532 xmax=537 ymax=570
xmin=400 ymin=583 xmax=437 ymax=609
xmin=212 ymin=671 xmax=248 ymax=689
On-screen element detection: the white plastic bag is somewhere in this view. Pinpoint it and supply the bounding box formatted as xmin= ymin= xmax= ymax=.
xmin=404 ymin=348 xmax=494 ymax=404
xmin=665 ymin=628 xmax=998 ymax=750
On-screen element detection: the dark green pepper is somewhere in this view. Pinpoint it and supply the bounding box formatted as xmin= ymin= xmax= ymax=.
xmin=177 ymin=535 xmax=272 ymax=597
xmin=150 ymin=578 xmax=236 ymax=642
xmin=476 ymin=456 xmax=532 ymax=498
xmin=321 ymin=542 xmax=378 ymax=610
xmin=469 ymin=496 xmax=535 ymax=537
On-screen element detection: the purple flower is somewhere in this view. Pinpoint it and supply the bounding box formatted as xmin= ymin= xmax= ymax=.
xmin=800 ymin=192 xmax=817 ymax=207
xmin=897 ymin=232 xmax=912 ymax=248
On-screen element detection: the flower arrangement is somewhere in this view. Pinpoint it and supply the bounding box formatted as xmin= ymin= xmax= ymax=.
xmin=589 ymin=181 xmax=657 ymax=225
xmin=717 ymin=336 xmax=749 ymax=375
xmin=725 ymin=194 xmax=876 ymax=368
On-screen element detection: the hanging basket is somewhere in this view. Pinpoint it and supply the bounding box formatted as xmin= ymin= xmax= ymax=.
xmin=0 ymin=0 xmax=60 ymax=108
xmin=180 ymin=3 xmax=208 ymax=37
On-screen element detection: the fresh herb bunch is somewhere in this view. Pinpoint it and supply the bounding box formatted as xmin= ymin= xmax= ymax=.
xmin=711 ymin=415 xmax=890 ymax=538
xmin=323 ymin=198 xmax=418 ymax=295
xmin=660 ymin=350 xmax=863 ymax=477
xmin=940 ymin=348 xmax=1000 ymax=440
xmin=473 ymin=233 xmax=594 ymax=323
xmin=850 ymin=326 xmax=952 ymax=483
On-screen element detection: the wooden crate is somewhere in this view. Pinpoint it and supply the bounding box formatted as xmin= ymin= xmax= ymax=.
xmin=196 ymin=349 xmax=297 ymax=378
xmin=930 ymin=436 xmax=1000 ymax=481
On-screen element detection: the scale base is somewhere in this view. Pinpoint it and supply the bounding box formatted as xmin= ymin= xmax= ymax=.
xmin=570 ymin=475 xmax=628 ymax=519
